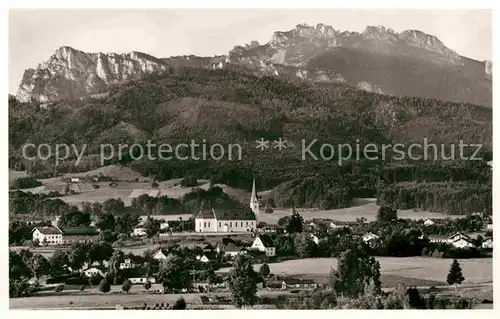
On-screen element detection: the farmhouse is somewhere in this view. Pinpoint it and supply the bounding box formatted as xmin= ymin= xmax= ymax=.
xmin=120 ymin=259 xmax=138 ymax=270
xmin=309 ymin=234 xmax=320 ymax=245
xmin=423 ymin=219 xmax=435 ymax=226
xmin=83 ymin=267 xmax=104 ymax=278
xmin=329 ymin=221 xmax=352 ymax=229
xmin=251 ymin=235 xmax=276 ymax=256
xmin=32 ymin=227 xmax=63 ymax=245
xmin=129 ymin=277 xmax=156 ymax=284
xmin=223 ymin=243 xmax=247 ymax=257
xmin=429 ymin=232 xmax=475 ymax=249
xmin=196 ymin=255 xmax=210 ymax=263
xmin=32 ymin=226 xmax=99 ymax=245
xmin=281 ymin=278 xmax=319 ymax=290
xmin=152 ymin=248 xmax=169 ymax=260
xmin=482 ymin=238 xmax=493 ymax=249
xmin=362 ymin=232 xmax=379 ymax=244
xmin=452 ymin=237 xmax=475 ymax=249
xmin=132 ymin=227 xmax=147 ymax=237
xmin=195 ymin=207 xmax=257 ymax=233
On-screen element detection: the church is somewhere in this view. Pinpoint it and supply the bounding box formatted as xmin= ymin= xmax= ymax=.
xmin=194 ymin=178 xmax=260 ymax=233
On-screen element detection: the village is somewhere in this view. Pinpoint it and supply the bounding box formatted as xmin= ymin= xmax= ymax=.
xmin=9 ymin=176 xmax=494 ymax=309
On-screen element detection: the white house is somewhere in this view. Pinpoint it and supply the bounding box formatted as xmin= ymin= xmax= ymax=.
xmin=70 ymin=178 xmax=81 ymax=183
xmin=452 ymin=238 xmax=475 ymax=249
xmin=132 ymin=227 xmax=147 ymax=237
xmin=487 ymin=223 xmax=493 ymax=230
xmin=119 ymin=259 xmax=137 ymax=270
xmin=196 ymin=255 xmax=210 ymax=263
xmin=32 ymin=227 xmax=63 ymax=245
xmin=362 ymin=232 xmax=379 ymax=243
xmin=160 ymin=222 xmax=169 ymax=230
xmin=83 ymin=267 xmax=104 ymax=278
xmin=195 ymin=207 xmax=257 ymax=233
xmin=423 ymin=219 xmax=435 ymax=226
xmin=330 ymin=221 xmax=351 ymax=229
xmin=129 ymin=277 xmax=156 ymax=285
xmin=251 ymin=235 xmax=276 ymax=256
xmin=222 ymin=243 xmax=247 ymax=258
xmin=310 ymin=234 xmax=320 ymax=245
xmin=152 ymin=248 xmax=168 ymax=260
xmin=482 ymin=238 xmax=493 ymax=249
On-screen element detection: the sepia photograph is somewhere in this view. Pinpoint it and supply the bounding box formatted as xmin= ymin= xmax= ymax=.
xmin=7 ymin=5 xmax=494 ymax=311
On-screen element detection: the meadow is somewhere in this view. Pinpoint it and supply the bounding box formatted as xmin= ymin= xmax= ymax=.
xmin=218 ymin=257 xmax=493 ymax=285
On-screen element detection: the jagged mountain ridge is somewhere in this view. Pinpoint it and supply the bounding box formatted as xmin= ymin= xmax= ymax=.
xmin=16 ymin=23 xmax=492 ymax=105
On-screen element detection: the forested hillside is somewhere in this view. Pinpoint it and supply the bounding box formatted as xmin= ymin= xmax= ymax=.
xmin=9 ymin=67 xmax=492 ymax=213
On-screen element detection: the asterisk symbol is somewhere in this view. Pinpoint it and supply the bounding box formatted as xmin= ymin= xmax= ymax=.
xmin=273 ymin=138 xmax=288 ymax=151
xmin=255 ymin=138 xmax=270 ymax=151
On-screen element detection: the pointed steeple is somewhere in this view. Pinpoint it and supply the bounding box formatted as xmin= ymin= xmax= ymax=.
xmin=250 ymin=176 xmax=259 ymax=217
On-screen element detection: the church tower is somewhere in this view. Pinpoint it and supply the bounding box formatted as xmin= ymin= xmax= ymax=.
xmin=250 ymin=177 xmax=260 ymax=217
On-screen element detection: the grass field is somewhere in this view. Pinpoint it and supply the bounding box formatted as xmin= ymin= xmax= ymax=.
xmin=258 ymin=198 xmax=465 ymax=224
xmin=9 ymin=289 xmax=290 ymax=310
xmin=218 ymin=257 xmax=493 ymax=285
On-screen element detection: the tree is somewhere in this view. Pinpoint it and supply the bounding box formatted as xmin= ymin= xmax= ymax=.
xmin=98 ymin=278 xmax=111 ymax=293
xmin=50 ymin=250 xmax=69 ymax=276
xmin=294 ymin=233 xmax=317 ymax=258
xmin=102 ymin=198 xmax=125 ymax=215
xmin=172 ymin=297 xmax=187 ymax=309
xmin=376 ymin=206 xmax=398 ymax=223
xmin=330 ymin=246 xmax=381 ymax=298
xmin=446 ymin=259 xmax=465 ymax=292
xmin=29 ymin=255 xmax=49 ymax=279
xmin=259 ymin=263 xmax=270 ymax=277
xmin=96 ymin=213 xmax=116 ymax=231
xmin=144 ymin=217 xmax=161 ymax=238
xmin=228 ymin=254 xmax=258 ymax=308
xmin=264 ymin=207 xmax=273 ymax=214
xmin=122 ymin=279 xmax=132 ymax=293
xmin=108 ymin=250 xmax=125 ymax=277
xmin=57 ymin=208 xmax=91 ymax=227
xmin=286 ymin=208 xmax=304 ymax=234
xmin=144 ymin=279 xmax=152 ymax=291
xmin=158 ymin=255 xmax=191 ymax=292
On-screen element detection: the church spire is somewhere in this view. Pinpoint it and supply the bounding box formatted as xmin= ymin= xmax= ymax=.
xmin=250 ymin=176 xmax=259 ymax=216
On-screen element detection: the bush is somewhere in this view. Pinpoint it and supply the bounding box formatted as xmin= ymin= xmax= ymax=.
xmin=180 ymin=176 xmax=198 ymax=188
xmin=122 ymin=279 xmax=132 ymax=293
xmin=172 ymin=297 xmax=187 ymax=309
xmin=98 ymin=279 xmax=111 ymax=293
xmin=454 ymin=297 xmax=472 ymax=309
xmin=144 ymin=279 xmax=152 ymax=291
xmin=79 ymin=285 xmax=85 ymax=291
xmin=11 ymin=177 xmax=42 ymax=189
xmin=55 ymin=284 xmax=65 ymax=292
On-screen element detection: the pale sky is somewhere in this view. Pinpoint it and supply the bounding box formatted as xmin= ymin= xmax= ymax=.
xmin=9 ymin=9 xmax=492 ymax=94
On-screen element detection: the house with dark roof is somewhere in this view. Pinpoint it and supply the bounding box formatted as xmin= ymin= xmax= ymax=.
xmin=195 ymin=206 xmax=257 ymax=233
xmin=251 ymin=235 xmax=276 ymax=256
xmin=59 ymin=227 xmax=99 ymax=244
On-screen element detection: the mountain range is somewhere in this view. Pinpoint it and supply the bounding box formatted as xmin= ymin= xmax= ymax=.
xmin=15 ymin=23 xmax=492 ymax=106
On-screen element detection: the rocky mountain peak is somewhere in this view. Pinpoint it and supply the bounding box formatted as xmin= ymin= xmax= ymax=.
xmin=16 ymin=46 xmax=167 ymax=102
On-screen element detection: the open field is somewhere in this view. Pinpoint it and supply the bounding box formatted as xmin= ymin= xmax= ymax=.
xmin=218 ymin=257 xmax=493 ymax=285
xmin=259 ymin=198 xmax=465 ymax=224
xmin=13 ymin=166 xmax=464 ymax=222
xmin=9 ymin=289 xmax=290 ymax=310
